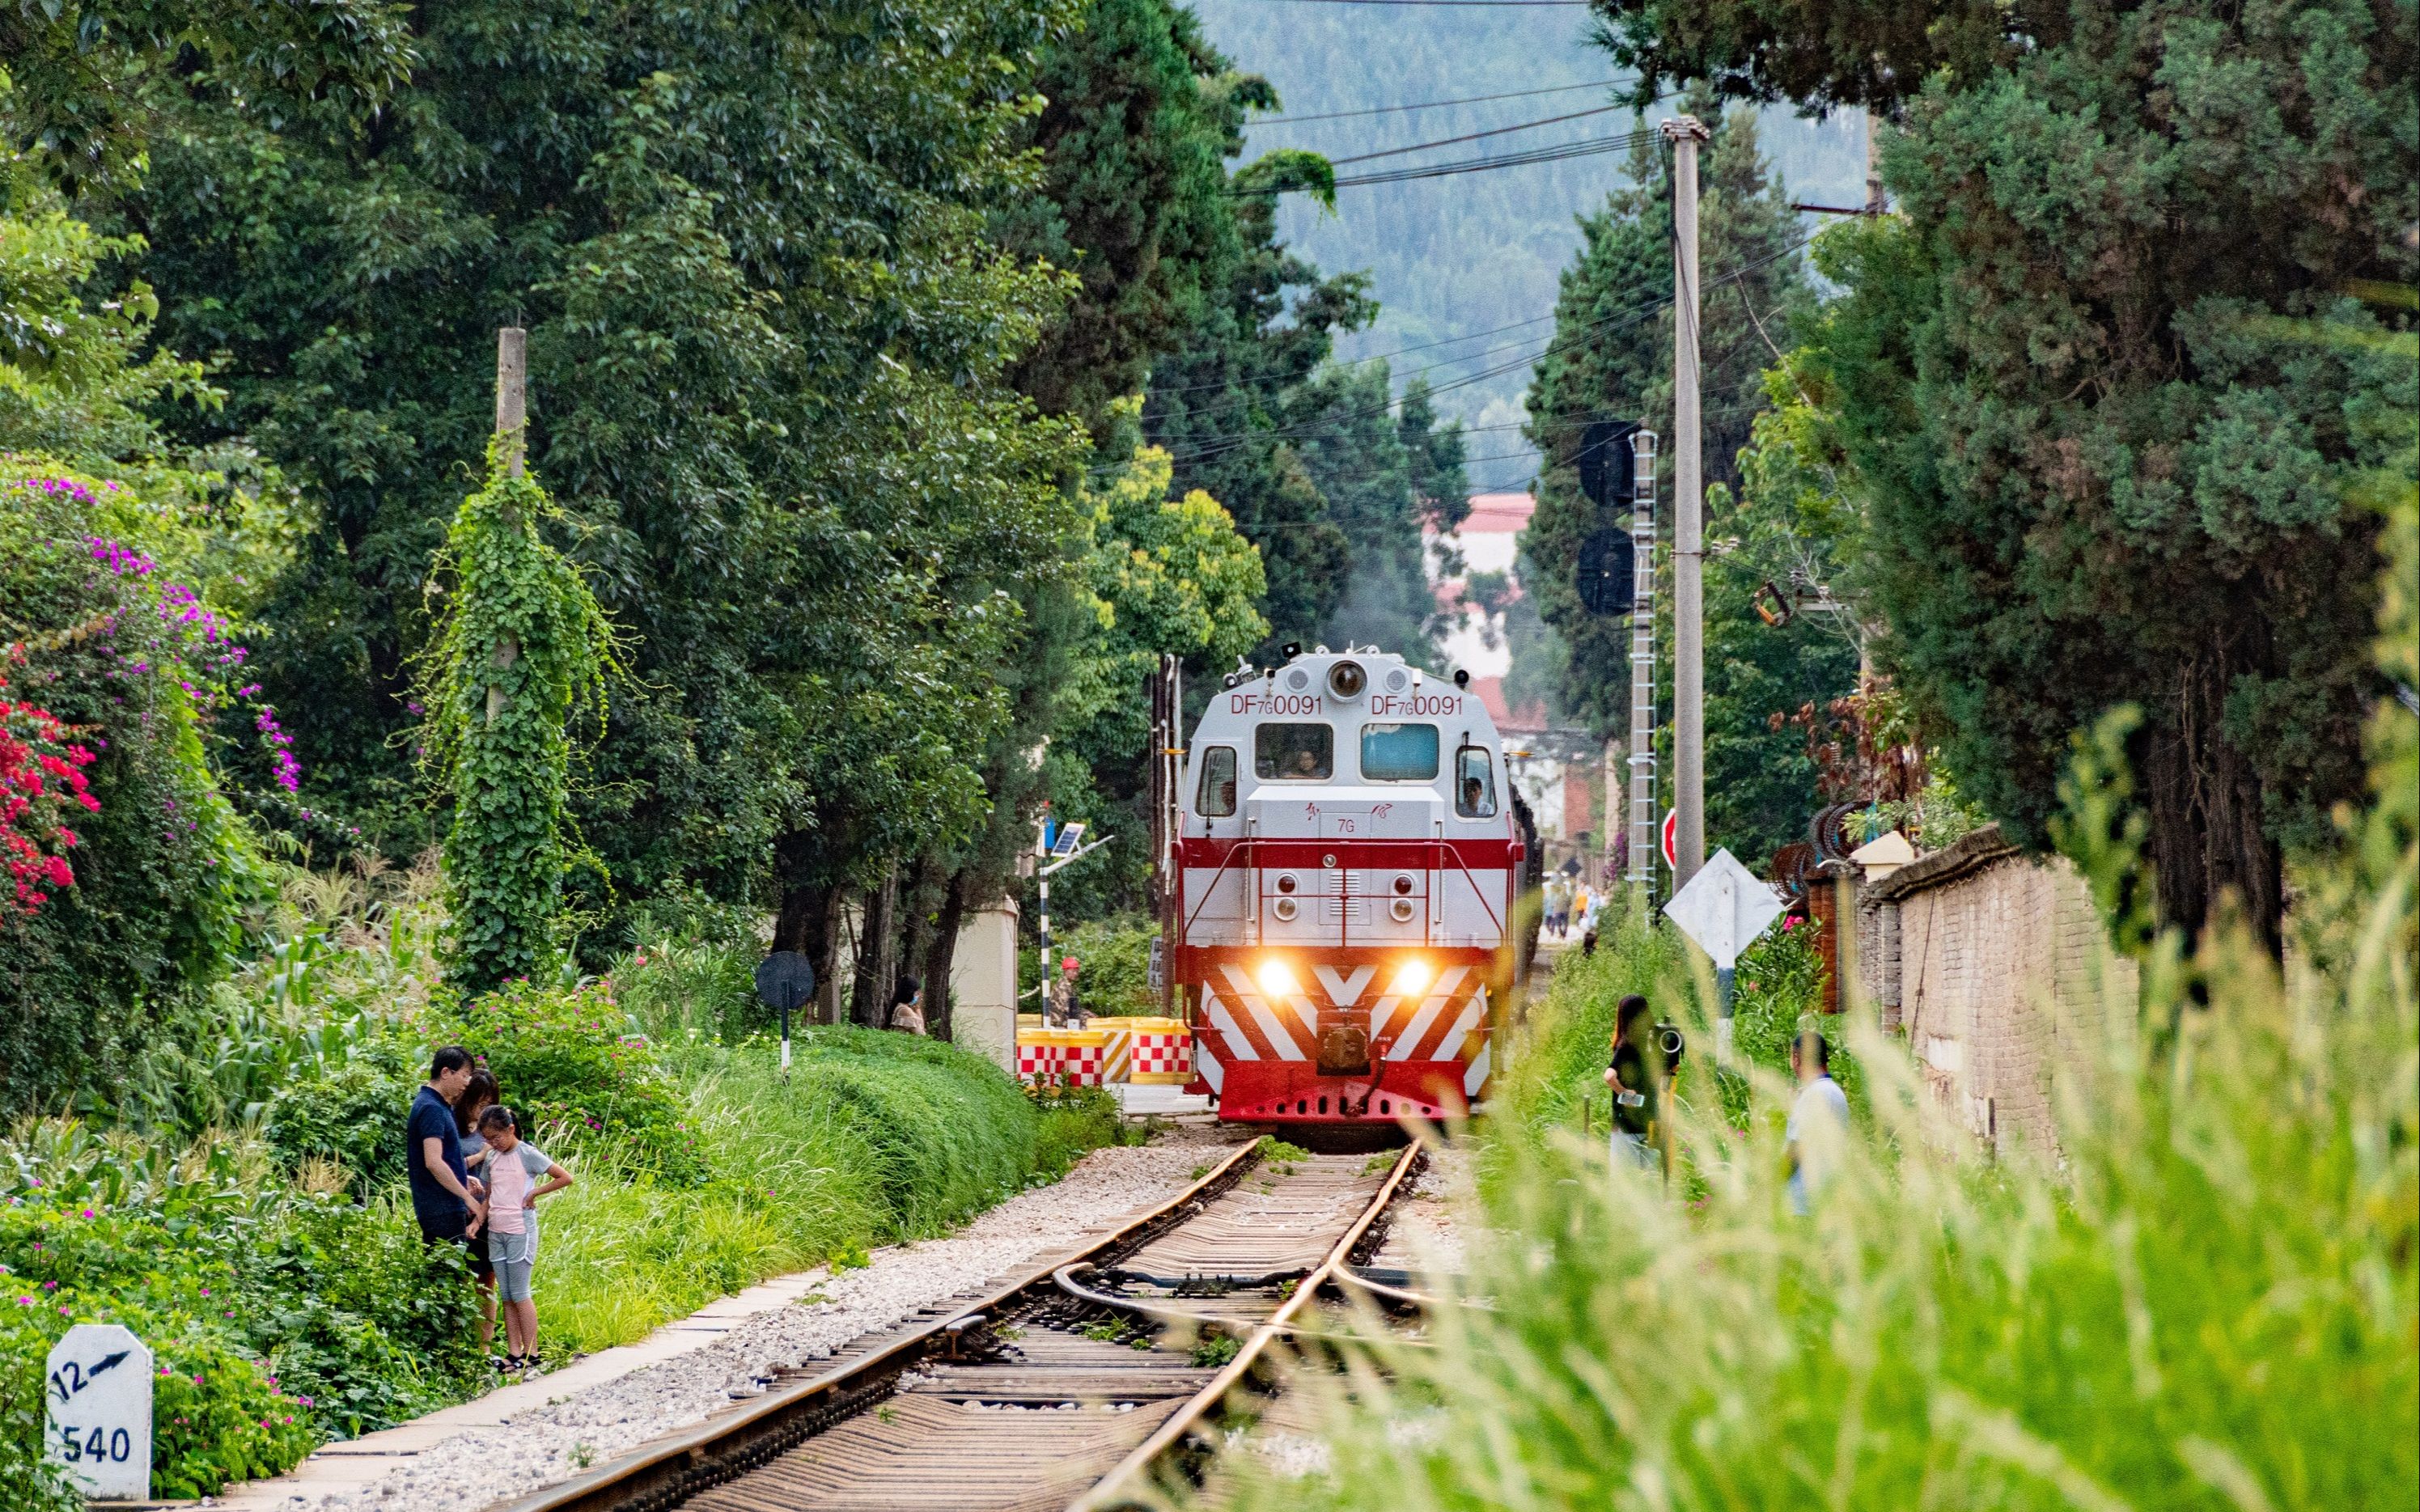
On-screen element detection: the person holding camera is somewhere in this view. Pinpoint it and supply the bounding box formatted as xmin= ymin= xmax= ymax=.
xmin=1602 ymin=994 xmax=1664 ymax=1173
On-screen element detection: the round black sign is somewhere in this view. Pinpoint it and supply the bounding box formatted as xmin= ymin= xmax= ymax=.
xmin=754 ymin=951 xmax=817 ymax=1013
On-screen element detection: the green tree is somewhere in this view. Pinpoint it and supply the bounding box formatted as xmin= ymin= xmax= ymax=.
xmin=1592 ymin=0 xmax=2418 ymax=945
xmin=996 ymin=0 xmax=1251 ymax=439
xmin=0 ymin=0 xmax=411 ymax=193
xmin=1295 ymin=369 xmax=1469 ymax=664
xmin=111 ymin=0 xmax=1091 ymax=964
xmin=1144 ymin=157 xmax=1469 ymax=662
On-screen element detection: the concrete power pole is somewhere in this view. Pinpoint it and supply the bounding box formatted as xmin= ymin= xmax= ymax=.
xmin=1624 ymin=430 xmax=1659 ymax=908
xmin=1661 ymin=116 xmax=1710 ymax=891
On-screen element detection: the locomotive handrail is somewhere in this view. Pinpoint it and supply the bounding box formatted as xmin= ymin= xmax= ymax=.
xmin=1181 ymin=835 xmax=1506 ymax=945
xmin=1180 ymin=832 xmax=1258 ymax=939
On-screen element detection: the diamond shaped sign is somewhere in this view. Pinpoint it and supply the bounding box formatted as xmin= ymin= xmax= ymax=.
xmin=1661 ymin=847 xmax=1786 ymax=968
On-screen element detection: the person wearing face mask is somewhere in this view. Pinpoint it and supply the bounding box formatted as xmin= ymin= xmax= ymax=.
xmin=889 ymin=975 xmax=926 ymax=1035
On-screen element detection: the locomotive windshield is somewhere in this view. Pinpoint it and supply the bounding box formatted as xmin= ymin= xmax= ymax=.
xmin=1360 ymin=722 xmax=1439 ymax=781
xmin=1256 ymin=722 xmax=1333 ymax=779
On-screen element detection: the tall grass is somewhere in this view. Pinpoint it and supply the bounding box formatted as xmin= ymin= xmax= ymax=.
xmin=1206 ymin=493 xmax=2420 ymax=1512
xmin=540 ymin=1027 xmax=1115 ymax=1354
xmin=1222 ymin=867 xmax=2415 ymax=1510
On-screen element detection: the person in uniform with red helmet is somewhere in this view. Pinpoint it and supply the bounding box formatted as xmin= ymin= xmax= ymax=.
xmin=1048 ymin=955 xmax=1089 ymax=1028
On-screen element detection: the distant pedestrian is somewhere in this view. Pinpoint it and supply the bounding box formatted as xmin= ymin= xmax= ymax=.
xmin=1600 ymin=995 xmax=1661 ymax=1173
xmin=476 ymin=1106 xmax=574 ymax=1373
xmin=1049 ymin=956 xmax=1087 ymax=1028
xmin=454 ymin=1069 xmax=502 ymax=1352
xmin=408 ymin=1047 xmax=487 ymax=1263
xmin=1786 ymin=1029 xmax=1852 ymax=1216
xmin=888 ymin=976 xmax=926 ymax=1036
xmin=1580 ymin=925 xmax=1598 ymax=958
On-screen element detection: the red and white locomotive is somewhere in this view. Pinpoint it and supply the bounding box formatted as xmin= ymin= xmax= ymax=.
xmin=1156 ymin=646 xmax=1537 ymax=1127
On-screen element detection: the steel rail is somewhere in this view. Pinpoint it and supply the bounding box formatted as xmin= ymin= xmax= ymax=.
xmin=1066 ymin=1141 xmax=1426 ymax=1512
xmin=485 ymin=1138 xmax=1267 ymax=1512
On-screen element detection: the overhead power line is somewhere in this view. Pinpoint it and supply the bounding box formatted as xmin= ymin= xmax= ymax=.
xmin=1145 ymin=312 xmax=1560 ymax=401
xmin=1250 ymin=78 xmax=1624 ymax=125
xmin=1233 ymin=129 xmax=1658 ymax=196
xmin=1325 ymin=104 xmax=1630 ymax=167
xmin=1232 ymin=0 xmax=1593 ymax=7
xmin=1329 ymin=129 xmax=1658 ymax=190
xmin=1125 ymin=231 xmax=1820 ymax=475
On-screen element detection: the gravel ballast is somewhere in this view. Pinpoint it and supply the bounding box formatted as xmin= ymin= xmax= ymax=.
xmin=217 ymin=1129 xmax=1242 ymax=1511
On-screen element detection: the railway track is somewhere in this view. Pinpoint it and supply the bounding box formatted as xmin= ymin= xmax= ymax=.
xmin=493 ymin=1137 xmax=1426 ymax=1512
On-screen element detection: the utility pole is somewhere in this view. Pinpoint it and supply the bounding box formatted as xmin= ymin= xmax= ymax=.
xmin=1661 ymin=116 xmax=1710 ymax=891
xmin=1864 ymin=106 xmax=1886 ymax=215
xmin=486 ymin=327 xmax=528 ymax=728
xmin=1625 ymin=430 xmax=1659 ymax=908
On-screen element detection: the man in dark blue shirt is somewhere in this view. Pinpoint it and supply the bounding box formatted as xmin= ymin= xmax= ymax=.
xmin=409 ymin=1046 xmax=486 ymax=1243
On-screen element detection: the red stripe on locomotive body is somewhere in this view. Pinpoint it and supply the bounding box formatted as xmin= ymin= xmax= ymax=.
xmin=1176 ymin=836 xmax=1524 ymax=869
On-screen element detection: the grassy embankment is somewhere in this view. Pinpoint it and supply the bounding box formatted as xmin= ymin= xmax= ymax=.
xmin=2 ymin=881 xmax=1120 ymax=1506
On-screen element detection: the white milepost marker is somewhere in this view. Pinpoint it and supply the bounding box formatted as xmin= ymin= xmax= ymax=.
xmin=1660 ymin=847 xmax=1786 ymax=1061
xmin=45 ymin=1323 xmax=153 ymax=1499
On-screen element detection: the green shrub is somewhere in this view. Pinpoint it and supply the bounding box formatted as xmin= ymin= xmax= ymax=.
xmin=783 ymin=1027 xmax=1040 ymax=1230
xmin=0 ymin=1130 xmax=320 ymax=1497
xmin=148 ymin=1327 xmax=320 ymax=1497
xmin=247 ymin=1199 xmax=484 ymax=1434
xmin=0 ymin=466 xmax=273 ymax=1118
xmin=612 ymin=938 xmax=764 ymax=1044
xmin=264 ymin=1061 xmax=415 ymax=1188
xmin=432 ymin=979 xmax=705 ymax=1184
xmin=1033 ymin=1086 xmax=1128 ymax=1176
xmin=536 ymin=1027 xmax=1123 ymax=1357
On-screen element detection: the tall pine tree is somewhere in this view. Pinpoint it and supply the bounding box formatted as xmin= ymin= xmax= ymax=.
xmin=1592 ymin=0 xmax=2418 ymax=945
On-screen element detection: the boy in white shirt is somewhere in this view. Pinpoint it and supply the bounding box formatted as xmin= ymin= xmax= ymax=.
xmin=476 ymin=1106 xmax=575 ymax=1371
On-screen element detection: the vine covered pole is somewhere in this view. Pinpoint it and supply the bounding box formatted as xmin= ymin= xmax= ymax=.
xmin=425 ymin=328 xmax=617 ymax=993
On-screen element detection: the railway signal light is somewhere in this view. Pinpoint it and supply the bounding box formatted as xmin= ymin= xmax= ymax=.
xmin=1574 ymin=417 xmax=1646 ymax=617
xmin=1578 ymin=528 xmax=1637 ymax=615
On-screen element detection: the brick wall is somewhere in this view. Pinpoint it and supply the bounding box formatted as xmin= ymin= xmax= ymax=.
xmin=1855 ymin=825 xmax=2134 ymax=1161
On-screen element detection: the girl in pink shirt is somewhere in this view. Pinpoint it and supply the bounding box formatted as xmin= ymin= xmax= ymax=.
xmin=476 ymin=1106 xmax=574 ymax=1371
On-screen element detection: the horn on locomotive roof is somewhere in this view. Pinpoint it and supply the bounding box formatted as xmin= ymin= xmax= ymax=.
xmin=1453 ymin=668 xmax=1471 ymax=688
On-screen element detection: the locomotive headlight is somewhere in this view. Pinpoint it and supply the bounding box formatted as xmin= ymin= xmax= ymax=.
xmin=1257 ymin=958 xmax=1299 ymax=997
xmin=1390 ymin=959 xmax=1432 ymax=997
xmin=1327 ymin=659 xmax=1367 ymax=699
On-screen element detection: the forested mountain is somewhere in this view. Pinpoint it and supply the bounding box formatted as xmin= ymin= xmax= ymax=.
xmin=1189 ymin=0 xmax=1865 ymax=488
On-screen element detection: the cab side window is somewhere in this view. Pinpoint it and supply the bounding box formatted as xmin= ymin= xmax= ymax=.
xmin=1196 ymin=746 xmax=1238 ymax=817
xmin=1455 ymin=745 xmax=1497 ymax=817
